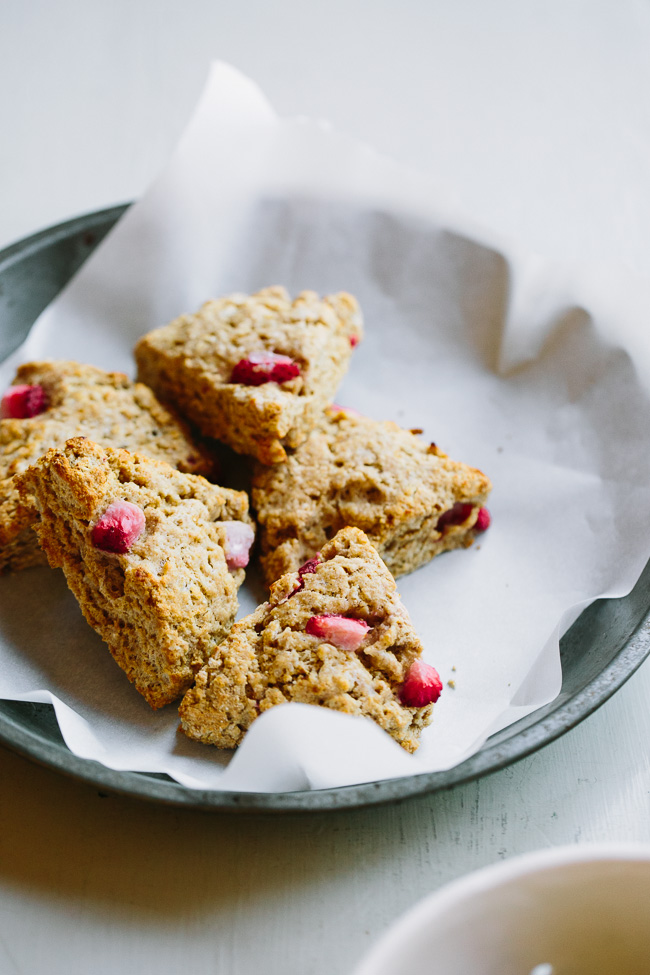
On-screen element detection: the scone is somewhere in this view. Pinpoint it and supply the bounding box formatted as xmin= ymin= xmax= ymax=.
xmin=18 ymin=437 xmax=254 ymax=708
xmin=252 ymin=405 xmax=492 ymax=586
xmin=179 ymin=527 xmax=442 ymax=753
xmin=134 ymin=286 xmax=363 ymax=465
xmin=0 ymin=360 xmax=213 ymax=574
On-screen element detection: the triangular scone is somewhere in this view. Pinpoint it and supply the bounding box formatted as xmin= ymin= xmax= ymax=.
xmin=179 ymin=527 xmax=442 ymax=753
xmin=134 ymin=286 xmax=363 ymax=465
xmin=252 ymin=406 xmax=492 ymax=586
xmin=0 ymin=360 xmax=214 ymax=574
xmin=18 ymin=437 xmax=254 ymax=708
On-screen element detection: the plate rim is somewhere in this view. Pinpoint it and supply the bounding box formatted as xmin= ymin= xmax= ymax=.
xmin=1 ymin=206 xmax=649 ymax=813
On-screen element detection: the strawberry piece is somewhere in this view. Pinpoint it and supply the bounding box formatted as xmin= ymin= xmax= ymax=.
xmin=285 ymin=553 xmax=322 ymax=600
xmin=222 ymin=520 xmax=255 ymax=569
xmin=436 ymin=502 xmax=474 ymax=531
xmin=230 ymin=351 xmax=300 ymax=386
xmin=298 ymin=554 xmax=321 ymax=578
xmin=91 ymin=500 xmax=145 ymax=553
xmin=349 ymin=335 xmax=360 ymax=348
xmin=399 ymin=660 xmax=443 ymax=707
xmin=305 ymin=614 xmax=370 ymax=651
xmin=329 ymin=403 xmax=361 ymax=417
xmin=475 ymin=507 xmax=491 ymax=532
xmin=1 ymin=384 xmax=48 ymax=419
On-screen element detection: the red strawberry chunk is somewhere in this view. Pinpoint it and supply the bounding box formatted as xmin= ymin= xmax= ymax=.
xmin=285 ymin=553 xmax=322 ymax=600
xmin=399 ymin=660 xmax=443 ymax=707
xmin=1 ymin=384 xmax=48 ymax=419
xmin=349 ymin=335 xmax=360 ymax=348
xmin=91 ymin=500 xmax=145 ymax=553
xmin=230 ymin=351 xmax=300 ymax=386
xmin=305 ymin=613 xmax=370 ymax=651
xmin=475 ymin=507 xmax=491 ymax=532
xmin=222 ymin=520 xmax=255 ymax=569
xmin=436 ymin=502 xmax=474 ymax=532
xmin=298 ymin=554 xmax=321 ymax=577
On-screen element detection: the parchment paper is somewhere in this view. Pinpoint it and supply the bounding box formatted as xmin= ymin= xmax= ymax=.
xmin=2 ymin=63 xmax=650 ymax=792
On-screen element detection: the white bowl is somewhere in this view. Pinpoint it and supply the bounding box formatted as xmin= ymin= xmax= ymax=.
xmin=351 ymin=845 xmax=650 ymax=975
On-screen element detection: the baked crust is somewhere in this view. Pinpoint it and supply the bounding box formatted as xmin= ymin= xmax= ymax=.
xmin=18 ymin=437 xmax=252 ymax=708
xmin=252 ymin=406 xmax=492 ymax=585
xmin=134 ymin=286 xmax=363 ymax=464
xmin=179 ymin=527 xmax=437 ymax=752
xmin=0 ymin=360 xmax=214 ymax=574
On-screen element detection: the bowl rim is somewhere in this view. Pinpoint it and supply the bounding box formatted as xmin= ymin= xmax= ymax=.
xmin=352 ymin=842 xmax=650 ymax=974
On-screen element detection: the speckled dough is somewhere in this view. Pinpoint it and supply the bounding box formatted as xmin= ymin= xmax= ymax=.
xmin=18 ymin=437 xmax=253 ymax=708
xmin=252 ymin=407 xmax=492 ymax=585
xmin=179 ymin=527 xmax=436 ymax=752
xmin=0 ymin=360 xmax=214 ymax=574
xmin=134 ymin=286 xmax=363 ymax=464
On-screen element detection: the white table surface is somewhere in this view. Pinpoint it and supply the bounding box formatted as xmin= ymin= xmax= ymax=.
xmin=2 ymin=2 xmax=650 ymax=972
